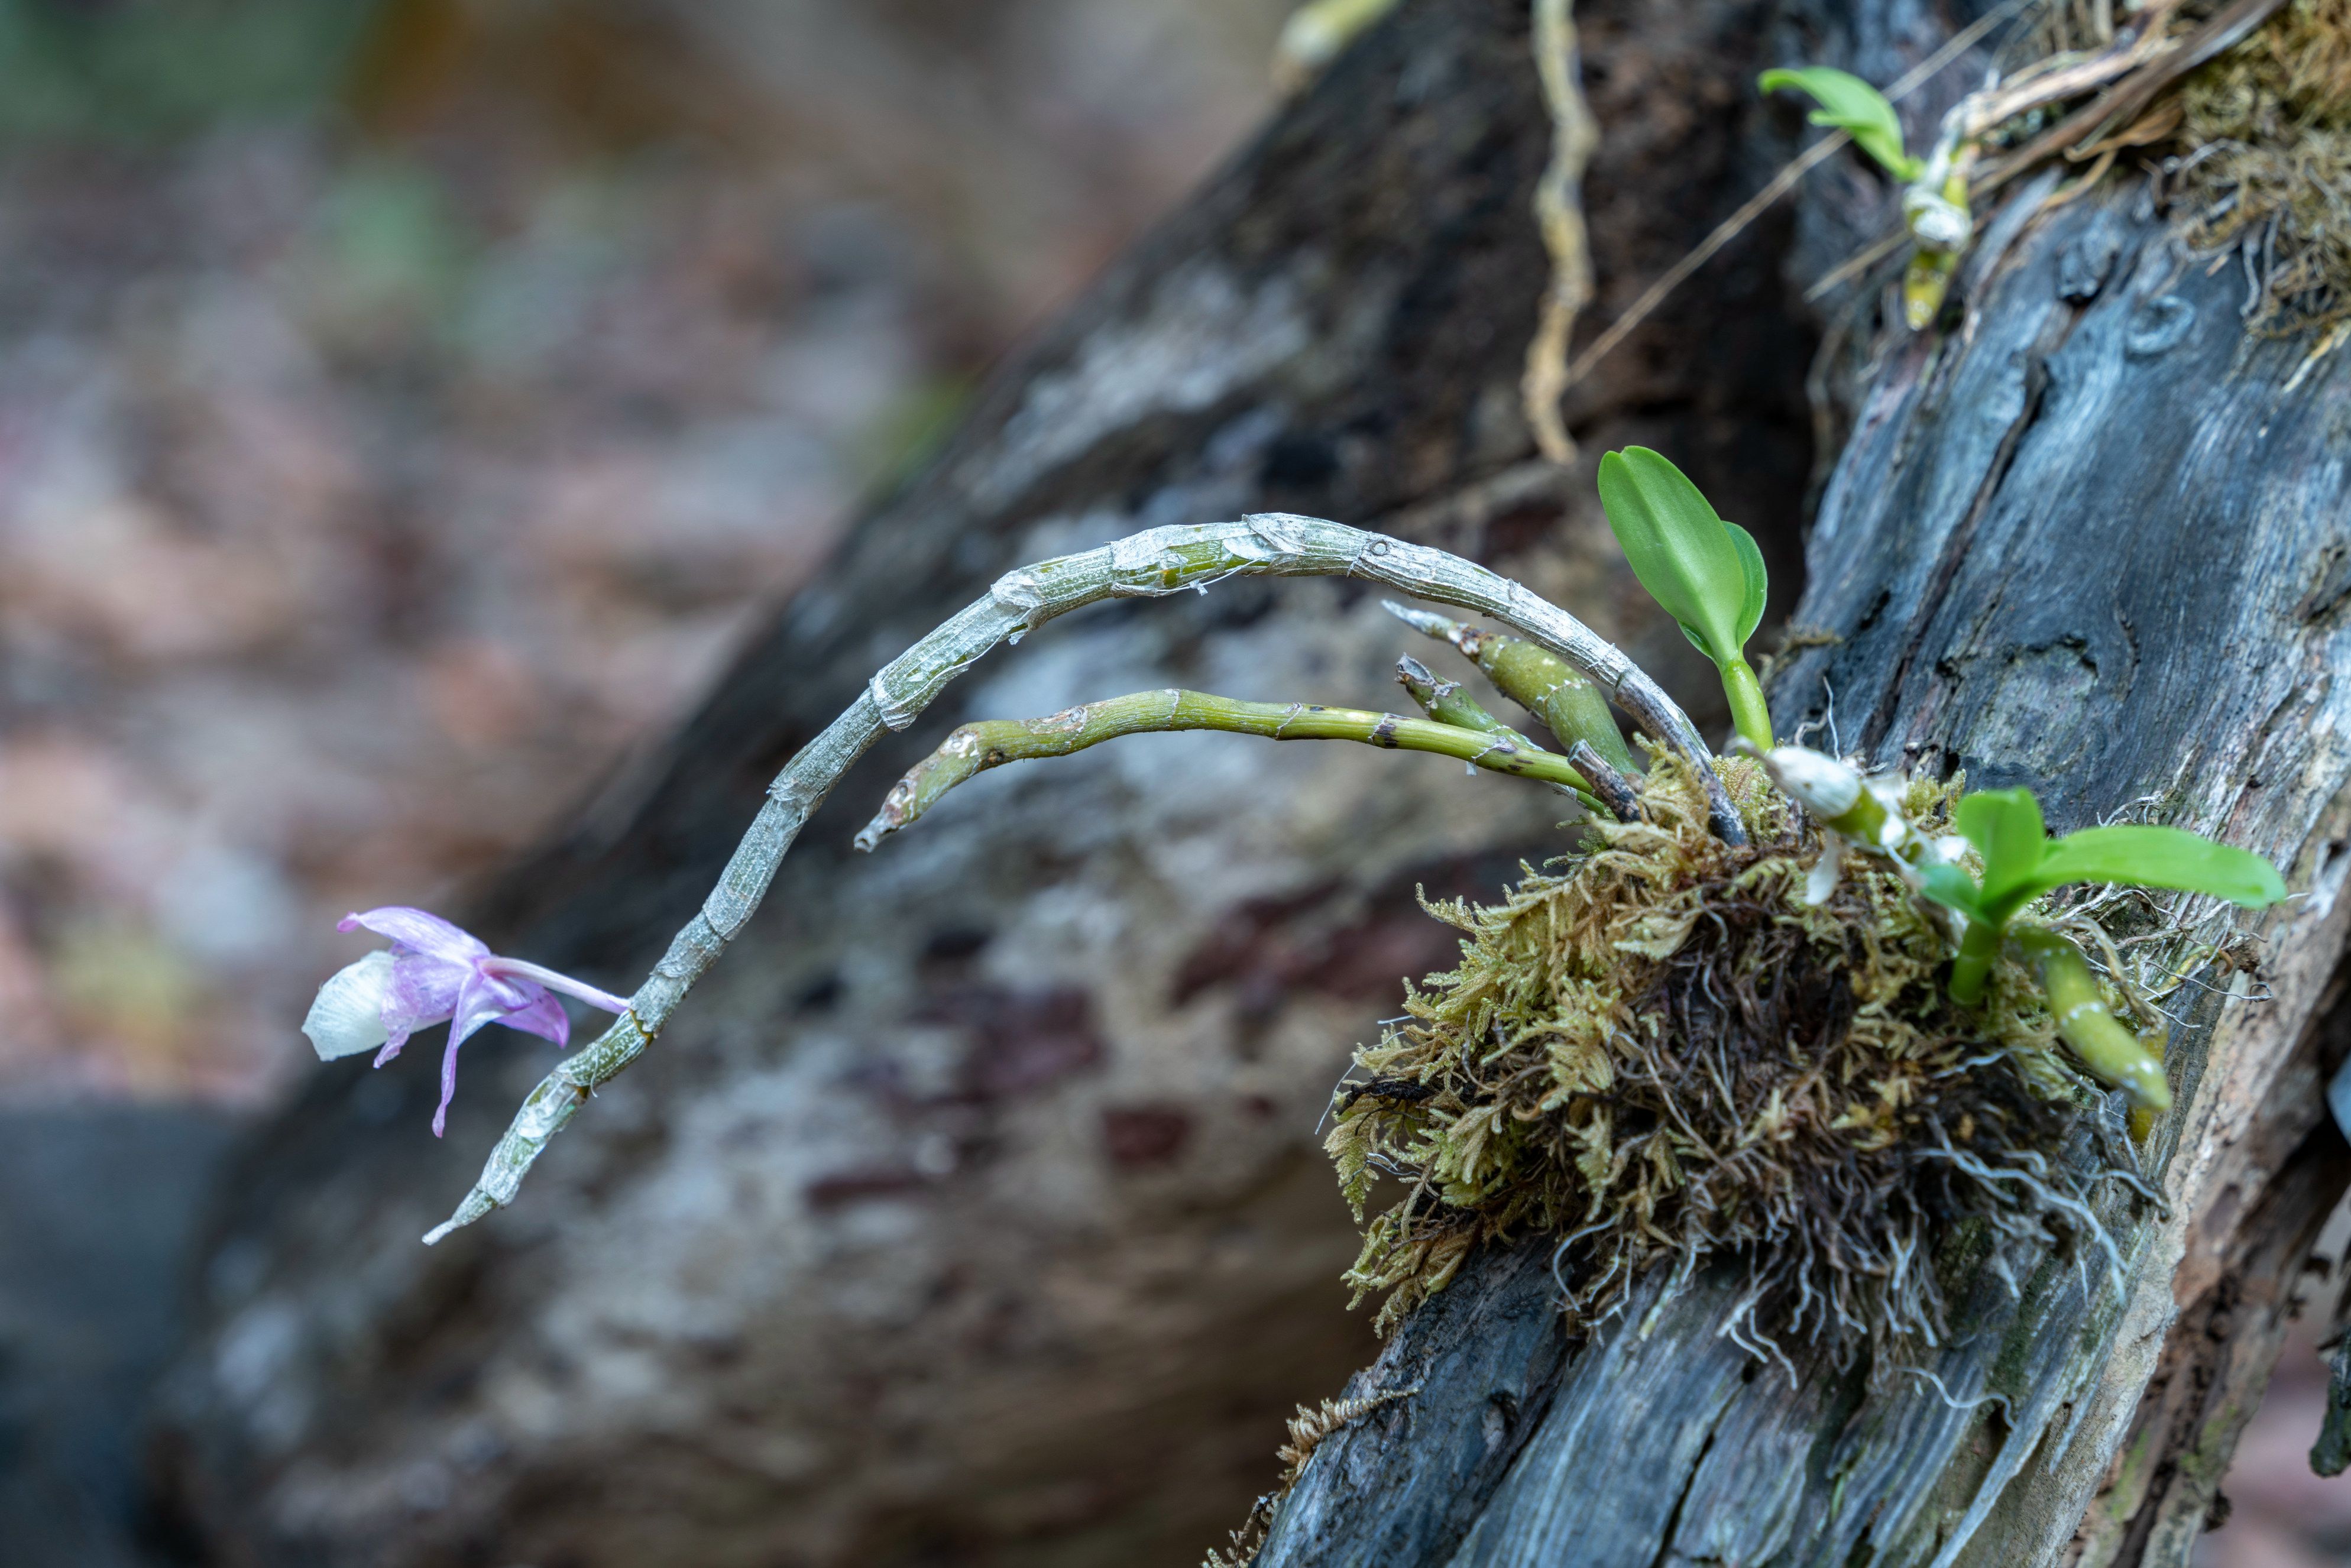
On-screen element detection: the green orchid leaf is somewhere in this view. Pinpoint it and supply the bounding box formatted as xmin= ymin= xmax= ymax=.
xmin=1759 ymin=66 xmax=1922 ymax=182
xmin=1597 ymin=446 xmax=1751 ymax=666
xmin=1728 ymin=521 xmax=1767 ymax=645
xmin=1955 ymin=788 xmax=2047 ymax=913
xmin=2026 ymin=825 xmax=2288 ymax=910
xmin=1918 ymin=860 xmax=1984 ymax=922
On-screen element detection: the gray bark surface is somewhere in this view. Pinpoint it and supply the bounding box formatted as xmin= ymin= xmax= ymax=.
xmin=1252 ymin=37 xmax=2351 ymax=1568
xmin=148 ymin=3 xmax=1819 ymax=1564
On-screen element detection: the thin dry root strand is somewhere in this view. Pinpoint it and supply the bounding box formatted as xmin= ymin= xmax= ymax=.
xmin=1522 ymin=0 xmax=1600 ymax=463
xmin=2172 ymin=0 xmax=2351 ymax=332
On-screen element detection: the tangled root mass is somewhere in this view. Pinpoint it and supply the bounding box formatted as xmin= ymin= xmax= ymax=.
xmin=1326 ymin=754 xmax=2143 ymax=1359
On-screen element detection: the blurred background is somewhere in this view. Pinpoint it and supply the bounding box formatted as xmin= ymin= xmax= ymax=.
xmin=0 ymin=1 xmax=2341 ymax=1564
xmin=0 ymin=0 xmax=1289 ymax=1106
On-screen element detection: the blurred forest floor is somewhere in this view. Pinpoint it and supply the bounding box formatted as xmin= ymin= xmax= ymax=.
xmin=0 ymin=2 xmax=2343 ymax=1564
xmin=0 ymin=0 xmax=1287 ymax=1104
xmin=0 ymin=5 xmax=1285 ymax=1557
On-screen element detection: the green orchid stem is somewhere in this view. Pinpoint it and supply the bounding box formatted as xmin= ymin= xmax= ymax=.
xmin=1395 ymin=656 xmax=1537 ymax=744
xmin=1395 ymin=657 xmax=1615 ymax=815
xmin=2012 ymin=926 xmax=2171 ymax=1117
xmin=1718 ymin=657 xmax=1773 ymax=752
xmin=1948 ymin=918 xmax=2003 ymax=1006
xmin=855 ymin=688 xmax=1599 ymax=850
xmin=1384 ymin=602 xmax=1638 ymax=776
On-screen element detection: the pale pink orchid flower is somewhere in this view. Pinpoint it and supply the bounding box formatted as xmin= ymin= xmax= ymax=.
xmin=302 ymin=906 xmax=630 ymax=1136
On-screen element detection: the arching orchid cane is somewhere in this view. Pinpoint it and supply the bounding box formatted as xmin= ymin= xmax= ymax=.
xmin=303 ymin=907 xmax=632 ymax=1136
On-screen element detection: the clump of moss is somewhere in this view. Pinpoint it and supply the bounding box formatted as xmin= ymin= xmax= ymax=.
xmin=1326 ymin=753 xmax=2138 ymax=1356
xmin=2176 ymin=0 xmax=2351 ymax=333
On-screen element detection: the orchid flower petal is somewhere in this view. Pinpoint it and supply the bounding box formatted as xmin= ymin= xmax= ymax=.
xmin=382 ymin=950 xmax=465 ymax=1036
xmin=477 ymin=955 xmax=630 ymax=1015
xmin=340 ymin=906 xmax=490 ymax=963
xmin=303 ymin=951 xmax=395 ymax=1061
xmin=1802 ymin=830 xmax=1847 ymax=907
xmin=499 ymin=993 xmax=572 ymax=1046
xmin=309 ymin=904 xmax=629 ymax=1136
xmin=432 ymin=971 xmax=513 ymax=1138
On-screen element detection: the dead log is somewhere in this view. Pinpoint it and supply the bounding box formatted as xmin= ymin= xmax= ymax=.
xmin=1251 ymin=13 xmax=2351 ymax=1566
xmin=146 ymin=2 xmax=1821 ymax=1564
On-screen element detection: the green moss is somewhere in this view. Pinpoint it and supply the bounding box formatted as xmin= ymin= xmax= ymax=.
xmin=1326 ymin=754 xmax=2135 ymax=1354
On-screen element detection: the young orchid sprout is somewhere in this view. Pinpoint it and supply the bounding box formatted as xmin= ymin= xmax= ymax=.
xmin=1919 ymin=788 xmax=2287 ymax=1006
xmin=1766 ymin=12 xmax=2216 ymax=330
xmin=1759 ymin=67 xmax=1965 ymax=328
xmin=305 ymin=908 xmax=631 ymax=1136
xmin=1757 ymin=66 xmax=1924 ymax=183
xmin=1760 ymin=745 xmax=2287 ymax=1119
xmin=1595 ymin=447 xmax=1772 ymax=751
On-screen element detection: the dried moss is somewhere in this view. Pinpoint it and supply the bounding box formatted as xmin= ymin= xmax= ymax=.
xmin=1325 ymin=754 xmax=2139 ymax=1358
xmin=1205 ymin=1386 xmax=1421 ymax=1567
xmin=2174 ymin=0 xmax=2351 ymax=332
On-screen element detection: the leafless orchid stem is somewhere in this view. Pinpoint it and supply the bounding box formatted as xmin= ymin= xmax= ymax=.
xmin=854 ymin=688 xmax=1595 ymax=850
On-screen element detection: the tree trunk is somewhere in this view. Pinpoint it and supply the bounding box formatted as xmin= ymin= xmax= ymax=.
xmin=147 ymin=3 xmax=1821 ymax=1565
xmin=1251 ymin=15 xmax=2351 ymax=1568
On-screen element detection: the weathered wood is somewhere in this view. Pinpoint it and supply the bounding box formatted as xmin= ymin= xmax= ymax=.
xmin=1253 ymin=17 xmax=2351 ymax=1568
xmin=147 ymin=3 xmax=1823 ymax=1564
xmin=147 ymin=0 xmax=2351 ymax=1561
xmin=2071 ymin=958 xmax=2350 ymax=1566
xmin=1252 ymin=1243 xmax=1572 ymax=1568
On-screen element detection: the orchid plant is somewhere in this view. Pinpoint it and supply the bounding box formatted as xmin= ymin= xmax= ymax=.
xmin=1764 ymin=756 xmax=2285 ymax=1119
xmin=300 ymin=445 xmax=2285 ymax=1248
xmin=1762 ymin=64 xmax=1970 ymax=328
xmin=1919 ymin=788 xmax=2286 ymax=1005
xmin=1762 ymin=7 xmax=2211 ymax=331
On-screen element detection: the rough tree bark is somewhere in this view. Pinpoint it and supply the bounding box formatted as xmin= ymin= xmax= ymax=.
xmin=148 ymin=1 xmax=2350 ymax=1564
xmin=148 ymin=3 xmax=1819 ymax=1565
xmin=1249 ymin=12 xmax=2351 ymax=1568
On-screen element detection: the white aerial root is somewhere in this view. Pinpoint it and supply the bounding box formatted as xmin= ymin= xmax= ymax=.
xmin=423 ymin=513 xmax=1731 ymax=1243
